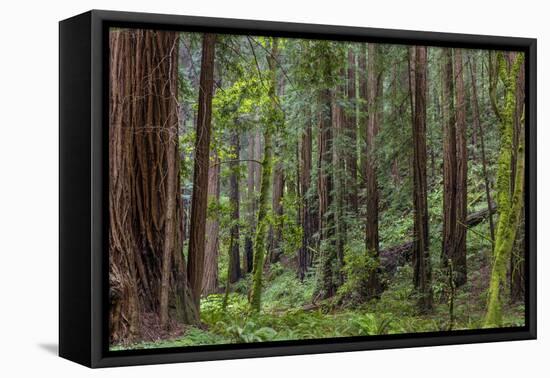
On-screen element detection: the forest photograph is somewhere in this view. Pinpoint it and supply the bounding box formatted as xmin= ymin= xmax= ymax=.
xmin=108 ymin=27 xmax=526 ymax=351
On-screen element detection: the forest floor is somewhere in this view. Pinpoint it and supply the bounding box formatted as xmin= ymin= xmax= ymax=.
xmin=112 ymin=244 xmax=525 ymax=351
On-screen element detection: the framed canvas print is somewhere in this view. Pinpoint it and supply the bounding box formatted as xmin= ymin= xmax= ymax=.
xmin=59 ymin=10 xmax=536 ymax=368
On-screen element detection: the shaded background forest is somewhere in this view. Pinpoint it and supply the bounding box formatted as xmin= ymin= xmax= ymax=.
xmin=108 ymin=28 xmax=526 ymax=349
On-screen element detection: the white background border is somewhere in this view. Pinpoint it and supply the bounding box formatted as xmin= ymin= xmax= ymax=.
xmin=0 ymin=0 xmax=545 ymax=376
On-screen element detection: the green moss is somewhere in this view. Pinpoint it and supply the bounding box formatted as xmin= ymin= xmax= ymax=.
xmin=484 ymin=53 xmax=525 ymax=327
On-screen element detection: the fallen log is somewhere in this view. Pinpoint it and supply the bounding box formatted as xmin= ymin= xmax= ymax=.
xmin=464 ymin=203 xmax=497 ymax=228
xmin=380 ymin=204 xmax=496 ymax=275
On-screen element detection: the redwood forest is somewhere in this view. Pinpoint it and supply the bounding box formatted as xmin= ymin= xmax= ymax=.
xmin=108 ymin=28 xmax=526 ymax=350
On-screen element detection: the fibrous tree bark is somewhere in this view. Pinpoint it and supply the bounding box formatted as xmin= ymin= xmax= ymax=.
xmin=440 ymin=49 xmax=468 ymax=287
xmin=453 ymin=49 xmax=468 ymax=286
xmin=109 ymin=29 xmax=198 ymax=344
xmin=410 ymin=45 xmax=433 ymax=312
xmin=187 ymin=33 xmax=217 ymax=310
xmin=441 ymin=49 xmax=457 ymax=270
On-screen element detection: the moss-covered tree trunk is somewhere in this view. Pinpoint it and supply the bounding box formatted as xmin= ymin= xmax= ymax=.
xmin=485 ymin=52 xmax=525 ymax=327
xmin=250 ymin=38 xmax=279 ymax=312
xmin=510 ymin=55 xmax=526 ymax=303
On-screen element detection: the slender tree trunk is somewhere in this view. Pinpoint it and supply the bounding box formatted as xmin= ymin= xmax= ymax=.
xmin=469 ymin=57 xmax=496 ymax=248
xmin=298 ymin=113 xmax=313 ymax=280
xmin=510 ymin=55 xmax=526 ymax=303
xmin=453 ymin=49 xmax=468 ymax=287
xmin=317 ymin=45 xmax=336 ymax=299
xmin=109 ymin=30 xmax=198 ymax=343
xmin=244 ymin=132 xmax=256 ymax=274
xmin=410 ymin=45 xmax=433 ymax=312
xmin=441 ymin=49 xmax=457 ymax=270
xmin=485 ymin=53 xmax=524 ymax=327
xmin=268 ymin=156 xmax=284 ymax=263
xmin=332 ymin=75 xmax=346 ymax=284
xmin=359 ymin=44 xmax=368 ymax=198
xmin=250 ymin=39 xmax=279 ymax=312
xmin=202 ymin=153 xmax=220 ymax=295
xmin=187 ymin=33 xmax=216 ymax=310
xmin=228 ymin=131 xmax=242 ymax=283
xmin=365 ymin=43 xmax=382 ymax=298
xmin=345 ymin=47 xmax=359 ymax=210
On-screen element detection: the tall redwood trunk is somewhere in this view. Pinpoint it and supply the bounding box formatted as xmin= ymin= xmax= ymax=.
xmin=187 ymin=33 xmax=216 ymax=309
xmin=365 ymin=43 xmax=382 ymax=298
xmin=453 ymin=49 xmax=468 ymax=287
xmin=332 ymin=73 xmax=346 ymax=283
xmin=317 ymin=47 xmax=336 ymax=299
xmin=410 ymin=46 xmax=433 ymax=312
xmin=441 ymin=49 xmax=467 ymax=287
xmin=441 ymin=49 xmax=457 ymax=269
xmin=345 ymin=47 xmax=359 ymax=210
xmin=109 ymin=29 xmax=198 ymax=344
xmin=359 ymin=45 xmax=368 ymax=198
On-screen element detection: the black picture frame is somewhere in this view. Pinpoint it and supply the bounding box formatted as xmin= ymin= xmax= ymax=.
xmin=59 ymin=9 xmax=537 ymax=368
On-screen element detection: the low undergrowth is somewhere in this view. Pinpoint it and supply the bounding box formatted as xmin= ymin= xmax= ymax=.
xmin=114 ymin=257 xmax=524 ymax=350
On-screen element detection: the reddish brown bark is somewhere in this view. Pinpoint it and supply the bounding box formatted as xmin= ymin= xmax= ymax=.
xmin=187 ymin=33 xmax=217 ymax=309
xmin=365 ymin=43 xmax=382 ymax=298
xmin=345 ymin=47 xmax=359 ymax=210
xmin=410 ymin=46 xmax=433 ymax=312
xmin=441 ymin=49 xmax=468 ymax=287
xmin=109 ymin=29 xmax=198 ymax=344
xmin=453 ymin=49 xmax=468 ymax=286
xmin=441 ymin=49 xmax=457 ymax=269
